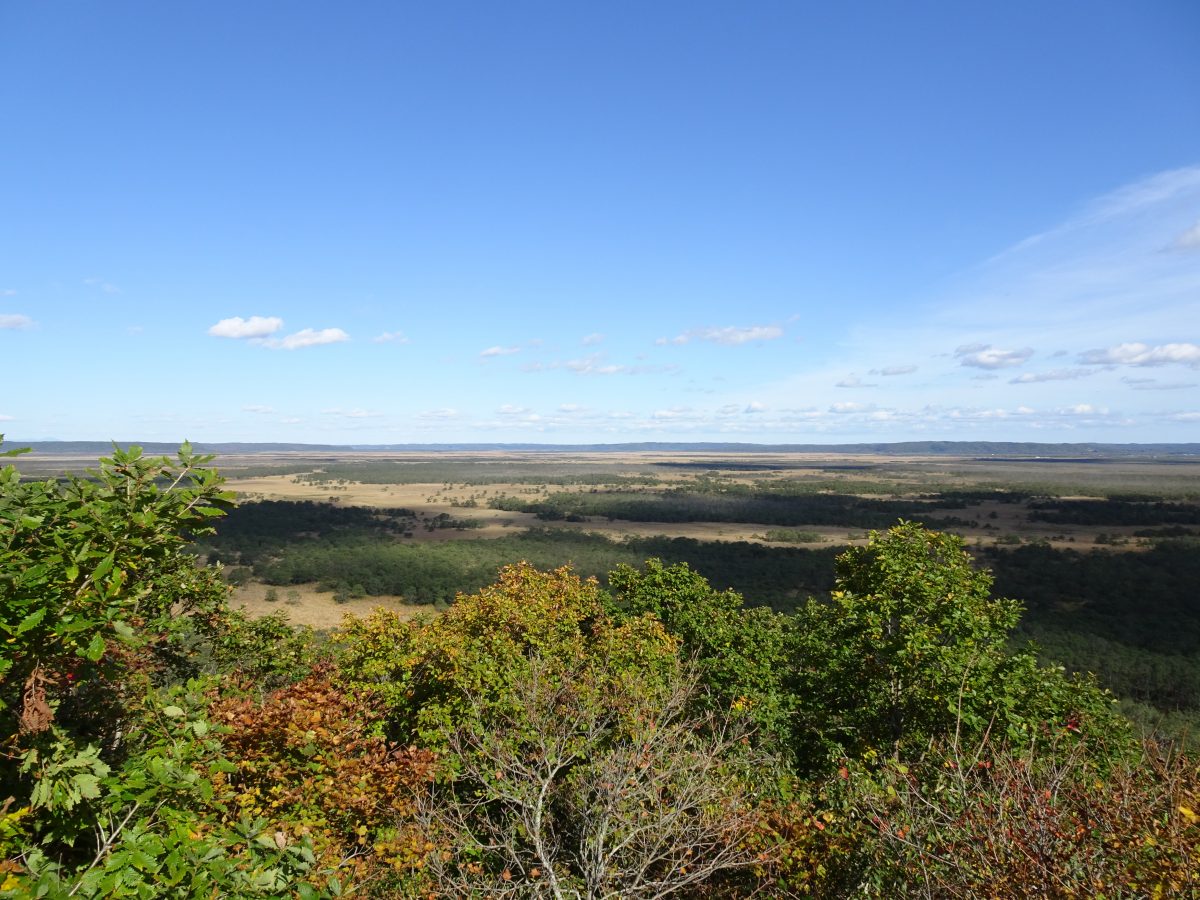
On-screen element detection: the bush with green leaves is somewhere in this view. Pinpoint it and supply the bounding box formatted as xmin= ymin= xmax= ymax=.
xmin=0 ymin=438 xmax=235 ymax=752
xmin=790 ymin=522 xmax=1128 ymax=769
xmin=336 ymin=562 xmax=680 ymax=747
xmin=607 ymin=559 xmax=794 ymax=756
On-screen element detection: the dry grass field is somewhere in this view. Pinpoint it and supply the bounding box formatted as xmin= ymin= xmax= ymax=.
xmin=220 ymin=451 xmax=1200 ymax=553
xmin=230 ymin=580 xmax=433 ymax=629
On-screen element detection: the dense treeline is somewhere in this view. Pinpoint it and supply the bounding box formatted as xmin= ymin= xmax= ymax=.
xmin=2 ymin=443 xmax=1197 ymax=897
xmin=285 ymin=460 xmax=658 ymax=486
xmin=1029 ymin=497 xmax=1200 ymax=526
xmin=487 ymin=488 xmax=977 ymax=530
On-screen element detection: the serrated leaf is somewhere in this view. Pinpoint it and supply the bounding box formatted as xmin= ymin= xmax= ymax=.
xmin=73 ymin=773 xmax=102 ymax=801
xmin=17 ymin=607 xmax=47 ymax=635
xmin=162 ymin=705 xmax=185 ymax=718
xmin=83 ymin=632 xmax=106 ymax=661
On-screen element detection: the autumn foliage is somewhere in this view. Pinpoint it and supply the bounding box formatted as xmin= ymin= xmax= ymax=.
xmin=1 ymin=442 xmax=1197 ymax=897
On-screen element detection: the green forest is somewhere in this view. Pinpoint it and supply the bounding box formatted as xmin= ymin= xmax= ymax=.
xmin=2 ymin=443 xmax=1198 ymax=897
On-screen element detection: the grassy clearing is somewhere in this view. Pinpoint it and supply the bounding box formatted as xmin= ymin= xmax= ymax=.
xmin=231 ymin=580 xmax=433 ymax=629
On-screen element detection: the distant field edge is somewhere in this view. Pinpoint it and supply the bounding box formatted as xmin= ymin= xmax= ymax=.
xmin=9 ymin=440 xmax=1200 ymax=458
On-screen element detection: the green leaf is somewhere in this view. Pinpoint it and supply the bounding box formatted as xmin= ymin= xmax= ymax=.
xmin=83 ymin=632 xmax=106 ymax=661
xmin=17 ymin=607 xmax=48 ymax=635
xmin=162 ymin=706 xmax=185 ymax=718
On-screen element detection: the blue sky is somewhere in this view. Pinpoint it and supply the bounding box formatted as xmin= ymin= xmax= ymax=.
xmin=2 ymin=2 xmax=1198 ymax=444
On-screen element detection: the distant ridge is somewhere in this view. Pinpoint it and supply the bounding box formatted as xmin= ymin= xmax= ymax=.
xmin=10 ymin=440 xmax=1200 ymax=458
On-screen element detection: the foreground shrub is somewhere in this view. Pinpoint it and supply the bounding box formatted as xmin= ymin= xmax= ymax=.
xmin=421 ymin=657 xmax=773 ymax=898
xmin=843 ymin=735 xmax=1200 ymax=897
xmin=336 ymin=562 xmax=680 ymax=746
xmin=209 ymin=664 xmax=438 ymax=893
xmin=791 ymin=523 xmax=1129 ymax=770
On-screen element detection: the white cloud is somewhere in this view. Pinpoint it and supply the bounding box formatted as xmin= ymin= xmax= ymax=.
xmin=744 ymin=401 xmax=766 ymax=413
xmin=242 ymin=404 xmax=275 ymax=414
xmin=265 ymin=328 xmax=350 ymax=350
xmin=955 ymin=342 xmax=989 ymax=355
xmin=658 ymin=325 xmax=783 ymax=346
xmin=417 ymin=408 xmax=458 ymax=419
xmin=208 ymin=316 xmax=284 ymax=339
xmin=1171 ymin=412 xmax=1200 ymax=422
xmin=956 ymin=344 xmax=1034 ymax=369
xmin=581 ymin=332 xmax=605 ymax=346
xmin=480 ymin=345 xmax=521 ymax=358
xmin=1058 ymin=404 xmax=1109 ymax=416
xmin=372 ymin=331 xmax=410 ymax=344
xmin=1170 ymin=221 xmax=1200 ymax=251
xmin=651 ymin=407 xmax=694 ymax=420
xmin=566 ymin=355 xmax=624 ymax=375
xmin=498 ymin=404 xmax=532 ymax=415
xmin=829 ymin=401 xmax=868 ymax=414
xmin=322 ymin=408 xmax=380 ymax=418
xmin=1009 ymin=368 xmax=1093 ymax=384
xmin=872 ymin=364 xmax=918 ymax=376
xmin=0 ymin=314 xmax=34 ymax=330
xmin=1079 ymin=342 xmax=1200 ymax=368
xmin=279 ymin=417 xmax=303 ymax=425
xmin=0 ymin=414 xmax=12 ymax=421
xmin=836 ymin=374 xmax=877 ymax=388
xmin=558 ymin=403 xmax=585 ymax=413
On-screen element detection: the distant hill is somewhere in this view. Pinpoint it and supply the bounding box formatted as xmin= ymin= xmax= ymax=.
xmin=9 ymin=440 xmax=1200 ymax=458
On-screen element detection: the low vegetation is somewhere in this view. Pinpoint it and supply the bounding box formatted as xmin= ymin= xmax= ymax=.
xmin=2 ymin=442 xmax=1197 ymax=897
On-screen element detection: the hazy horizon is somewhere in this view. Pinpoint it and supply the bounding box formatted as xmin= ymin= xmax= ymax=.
xmin=2 ymin=3 xmax=1198 ymax=444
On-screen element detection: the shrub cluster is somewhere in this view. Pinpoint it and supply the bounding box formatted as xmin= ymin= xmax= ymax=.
xmin=1 ymin=442 xmax=1195 ymax=897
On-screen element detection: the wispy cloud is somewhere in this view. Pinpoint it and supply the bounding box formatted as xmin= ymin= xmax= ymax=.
xmin=1127 ymin=380 xmax=1198 ymax=391
xmin=871 ymin=364 xmax=918 ymax=376
xmin=656 ymin=324 xmax=783 ymax=346
xmin=372 ymin=331 xmax=410 ymax=344
xmin=836 ymin=374 xmax=877 ymax=388
xmin=1058 ymin=403 xmax=1109 ymax=416
xmin=0 ymin=314 xmax=34 ymax=330
xmin=1009 ymin=368 xmax=1093 ymax=384
xmin=480 ymin=345 xmax=521 ymax=358
xmin=208 ymin=316 xmax=284 ymax=339
xmin=242 ymin=404 xmax=275 ymax=414
xmin=1079 ymin=342 xmax=1200 ymax=368
xmin=581 ymin=332 xmax=605 ymax=346
xmin=829 ymin=401 xmax=870 ymax=414
xmin=524 ymin=353 xmax=679 ymax=376
xmin=264 ymin=328 xmax=350 ymax=350
xmin=955 ymin=344 xmax=1034 ymax=369
xmin=1169 ymin=221 xmax=1200 ymax=251
xmin=322 ymin=408 xmax=380 ymax=418
xmin=417 ymin=408 xmax=458 ymax=419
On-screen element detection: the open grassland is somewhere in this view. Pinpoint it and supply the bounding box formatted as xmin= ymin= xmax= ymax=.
xmin=217 ymin=451 xmax=1200 ymax=552
xmin=229 ymin=580 xmax=432 ymax=629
